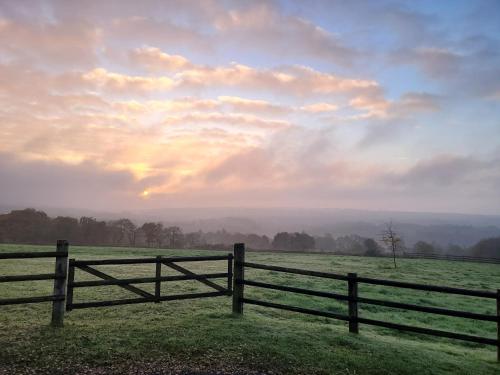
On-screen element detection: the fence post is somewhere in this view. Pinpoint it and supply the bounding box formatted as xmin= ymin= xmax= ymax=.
xmin=227 ymin=253 xmax=233 ymax=295
xmin=51 ymin=240 xmax=68 ymax=327
xmin=348 ymin=272 xmax=358 ymax=334
xmin=65 ymin=259 xmax=75 ymax=312
xmin=232 ymin=243 xmax=245 ymax=314
xmin=155 ymin=256 xmax=162 ymax=303
xmin=497 ymin=289 xmax=499 ymax=362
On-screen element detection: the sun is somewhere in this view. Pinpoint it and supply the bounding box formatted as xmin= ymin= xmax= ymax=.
xmin=140 ymin=190 xmax=150 ymax=198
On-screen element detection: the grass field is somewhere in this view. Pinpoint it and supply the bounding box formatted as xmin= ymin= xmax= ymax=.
xmin=0 ymin=244 xmax=499 ymax=374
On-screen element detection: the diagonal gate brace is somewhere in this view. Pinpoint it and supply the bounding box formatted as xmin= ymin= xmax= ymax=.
xmin=161 ymin=260 xmax=226 ymax=292
xmin=77 ymin=265 xmax=154 ymax=299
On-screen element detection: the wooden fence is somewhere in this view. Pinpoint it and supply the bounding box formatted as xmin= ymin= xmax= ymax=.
xmin=66 ymin=253 xmax=233 ymax=310
xmin=231 ymin=243 xmax=500 ymax=361
xmin=1 ymin=241 xmax=499 ymax=361
xmin=0 ymin=239 xmax=68 ymax=326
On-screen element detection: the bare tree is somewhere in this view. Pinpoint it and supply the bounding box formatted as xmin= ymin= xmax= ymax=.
xmin=381 ymin=221 xmax=402 ymax=268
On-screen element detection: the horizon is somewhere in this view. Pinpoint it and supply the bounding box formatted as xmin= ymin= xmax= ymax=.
xmin=4 ymin=203 xmax=500 ymax=219
xmin=1 ymin=1 xmax=500 ymax=214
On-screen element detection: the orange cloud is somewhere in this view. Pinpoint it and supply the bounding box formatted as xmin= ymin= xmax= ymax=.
xmin=162 ymin=112 xmax=292 ymax=130
xmin=300 ymin=103 xmax=338 ymax=113
xmin=130 ymin=46 xmax=193 ymax=72
xmin=82 ymin=68 xmax=174 ymax=92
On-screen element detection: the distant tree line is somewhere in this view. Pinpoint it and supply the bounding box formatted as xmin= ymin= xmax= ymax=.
xmin=0 ymin=209 xmax=272 ymax=250
xmin=0 ymin=208 xmax=498 ymax=259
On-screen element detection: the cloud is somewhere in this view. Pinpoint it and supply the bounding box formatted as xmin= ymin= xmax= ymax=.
xmin=391 ymin=39 xmax=500 ymax=99
xmin=217 ymin=96 xmax=288 ymax=115
xmin=108 ymin=15 xmax=209 ymax=52
xmin=349 ymin=95 xmax=389 ymax=118
xmin=118 ymin=42 xmax=376 ymax=96
xmin=130 ymin=46 xmax=193 ymax=72
xmin=78 ymin=48 xmax=381 ymax=99
xmin=385 ymin=154 xmax=499 ymax=188
xmin=392 ymin=47 xmax=463 ymax=78
xmin=300 ymin=103 xmax=338 ymax=113
xmin=111 ymin=98 xmax=219 ymax=114
xmin=213 ymin=2 xmax=359 ymax=67
xmin=0 ymin=17 xmax=100 ymax=67
xmin=204 ymin=148 xmax=278 ymax=185
xmin=82 ymin=68 xmax=174 ymax=93
xmin=162 ymin=112 xmax=292 ymax=130
xmin=350 ymin=91 xmax=440 ymax=121
xmin=196 ymin=143 xmax=500 ymax=212
xmin=0 ymin=153 xmax=143 ymax=210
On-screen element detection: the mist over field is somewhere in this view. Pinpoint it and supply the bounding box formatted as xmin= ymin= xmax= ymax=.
xmin=2 ymin=204 xmax=500 ymax=247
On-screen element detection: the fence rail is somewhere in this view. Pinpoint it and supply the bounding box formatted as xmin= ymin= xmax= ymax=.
xmin=66 ymin=254 xmax=233 ymax=311
xmin=0 ymin=240 xmax=68 ymax=326
xmin=231 ymin=244 xmax=500 ymax=361
xmin=402 ymin=252 xmax=500 ymax=264
xmin=0 ymin=251 xmax=68 ymax=259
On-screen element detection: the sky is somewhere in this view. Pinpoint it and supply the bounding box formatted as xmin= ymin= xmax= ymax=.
xmin=0 ymin=0 xmax=499 ymax=214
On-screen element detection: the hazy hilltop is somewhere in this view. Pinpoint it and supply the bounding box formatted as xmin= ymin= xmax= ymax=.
xmin=2 ymin=205 xmax=499 ymax=248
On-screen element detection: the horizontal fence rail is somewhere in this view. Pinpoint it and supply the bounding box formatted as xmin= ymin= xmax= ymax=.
xmin=70 ymin=273 xmax=229 ymax=288
xmin=402 ymin=252 xmax=500 ymax=264
xmin=0 ymin=251 xmax=68 ymax=259
xmin=70 ymin=291 xmax=229 ymax=309
xmin=0 ymin=273 xmax=61 ymax=283
xmin=355 ymin=276 xmax=498 ymax=298
xmin=242 ymin=279 xmax=349 ymax=301
xmin=70 ymin=255 xmax=230 ymax=266
xmin=0 ymin=295 xmax=65 ymax=306
xmin=67 ymin=254 xmax=233 ymax=311
xmin=0 ymin=240 xmax=69 ymax=327
xmin=243 ymin=298 xmax=350 ymax=322
xmin=231 ymin=244 xmax=500 ymax=362
xmin=356 ymin=317 xmax=498 ymax=346
xmin=243 ymin=262 xmax=348 ymax=280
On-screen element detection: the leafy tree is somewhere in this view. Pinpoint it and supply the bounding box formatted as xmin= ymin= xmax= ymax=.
xmin=272 ymin=232 xmax=292 ymax=250
xmin=109 ymin=219 xmax=137 ymax=246
xmin=314 ymin=233 xmax=336 ymax=252
xmin=293 ymin=232 xmax=315 ymax=251
xmin=141 ymin=222 xmax=163 ymax=247
xmin=363 ymin=238 xmax=381 ymax=256
xmin=335 ymin=235 xmax=365 ymax=255
xmin=272 ymin=232 xmax=315 ymax=251
xmin=0 ymin=208 xmax=51 ymax=244
xmin=163 ymin=226 xmax=184 ymax=248
xmin=413 ymin=241 xmax=435 ymax=255
xmin=79 ymin=216 xmax=108 ymax=245
xmin=52 ymin=216 xmax=80 ymax=243
xmin=445 ymin=244 xmax=465 ymax=256
xmin=470 ymin=237 xmax=500 ymax=259
xmin=246 ymin=233 xmax=270 ymax=249
xmin=184 ymin=231 xmax=203 ymax=248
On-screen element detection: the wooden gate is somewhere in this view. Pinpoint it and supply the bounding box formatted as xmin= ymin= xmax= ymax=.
xmin=66 ymin=254 xmax=233 ymax=310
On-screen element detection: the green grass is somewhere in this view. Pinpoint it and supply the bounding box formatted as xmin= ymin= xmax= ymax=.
xmin=0 ymin=244 xmax=499 ymax=374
